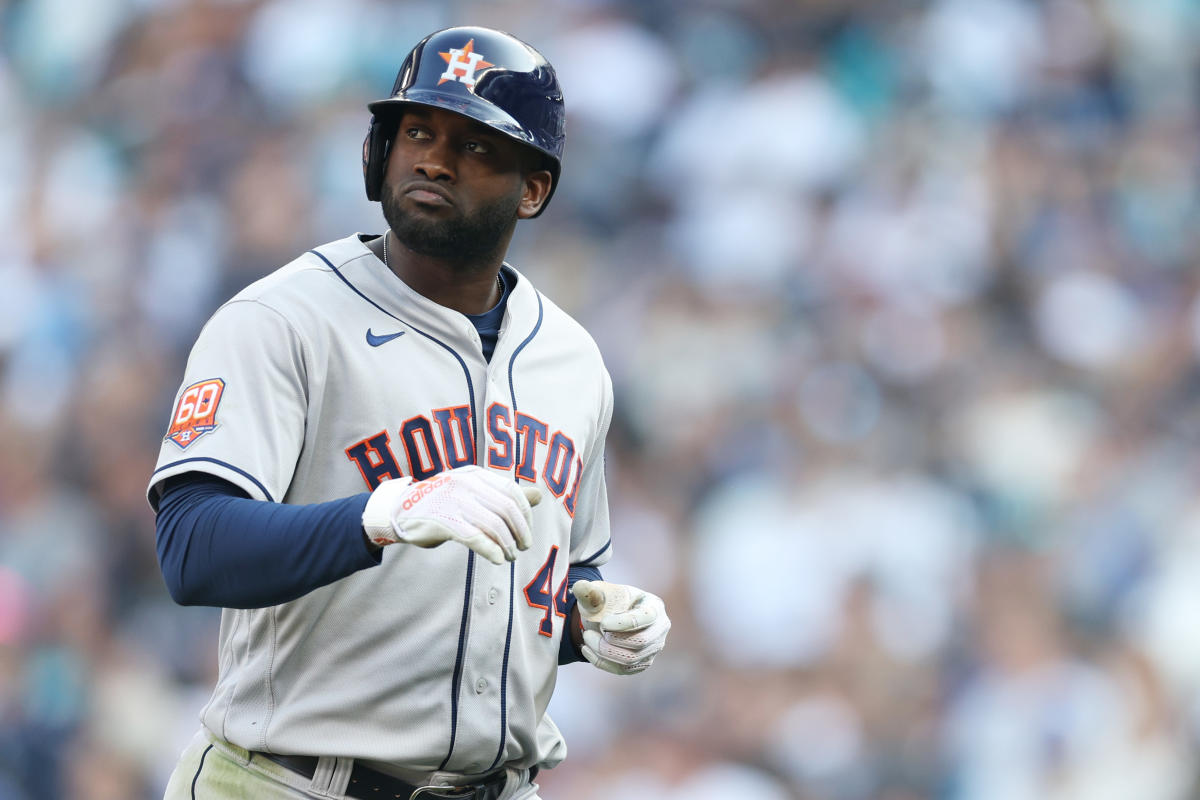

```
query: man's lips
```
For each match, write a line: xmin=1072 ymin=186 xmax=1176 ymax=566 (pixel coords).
xmin=403 ymin=182 xmax=453 ymax=206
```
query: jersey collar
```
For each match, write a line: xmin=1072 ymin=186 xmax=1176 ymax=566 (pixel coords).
xmin=322 ymin=234 xmax=541 ymax=354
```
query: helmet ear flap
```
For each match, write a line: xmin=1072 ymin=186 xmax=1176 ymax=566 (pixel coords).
xmin=362 ymin=115 xmax=394 ymax=202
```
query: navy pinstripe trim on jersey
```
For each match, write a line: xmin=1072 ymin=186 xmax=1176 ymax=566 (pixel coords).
xmin=191 ymin=744 xmax=213 ymax=799
xmin=505 ymin=293 xmax=544 ymax=490
xmin=439 ymin=550 xmax=476 ymax=772
xmin=488 ymin=291 xmax=545 ymax=768
xmin=507 ymin=293 xmax=544 ymax=422
xmin=490 ymin=560 xmax=518 ymax=771
xmin=152 ymin=457 xmax=275 ymax=503
xmin=576 ymin=539 xmax=612 ymax=566
xmin=312 ymin=247 xmax=483 ymax=768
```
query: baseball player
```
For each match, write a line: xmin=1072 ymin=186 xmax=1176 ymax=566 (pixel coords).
xmin=148 ymin=26 xmax=670 ymax=800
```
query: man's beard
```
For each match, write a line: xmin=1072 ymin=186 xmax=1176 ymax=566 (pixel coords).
xmin=381 ymin=186 xmax=520 ymax=264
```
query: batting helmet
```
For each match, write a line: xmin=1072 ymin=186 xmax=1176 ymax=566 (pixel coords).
xmin=363 ymin=26 xmax=565 ymax=216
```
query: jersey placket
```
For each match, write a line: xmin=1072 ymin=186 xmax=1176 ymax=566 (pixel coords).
xmin=439 ymin=324 xmax=513 ymax=775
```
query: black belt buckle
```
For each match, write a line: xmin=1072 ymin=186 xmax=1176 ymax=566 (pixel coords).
xmin=411 ymin=769 xmax=509 ymax=800
xmin=408 ymin=787 xmax=475 ymax=799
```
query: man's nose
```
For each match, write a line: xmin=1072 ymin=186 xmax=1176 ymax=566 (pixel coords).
xmin=413 ymin=139 xmax=455 ymax=181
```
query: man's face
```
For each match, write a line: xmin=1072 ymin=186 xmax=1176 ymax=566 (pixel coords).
xmin=380 ymin=106 xmax=551 ymax=264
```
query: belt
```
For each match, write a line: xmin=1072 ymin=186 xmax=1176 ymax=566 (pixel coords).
xmin=251 ymin=752 xmax=518 ymax=800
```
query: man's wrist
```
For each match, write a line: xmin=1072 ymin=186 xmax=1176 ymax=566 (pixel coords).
xmin=569 ymin=605 xmax=584 ymax=651
xmin=362 ymin=528 xmax=383 ymax=554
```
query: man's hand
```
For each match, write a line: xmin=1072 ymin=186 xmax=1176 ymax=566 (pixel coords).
xmin=572 ymin=580 xmax=670 ymax=675
xmin=362 ymin=466 xmax=541 ymax=565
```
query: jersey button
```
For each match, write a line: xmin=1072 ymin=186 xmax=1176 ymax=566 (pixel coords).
xmin=475 ymin=678 xmax=488 ymax=694
xmin=487 ymin=587 xmax=498 ymax=604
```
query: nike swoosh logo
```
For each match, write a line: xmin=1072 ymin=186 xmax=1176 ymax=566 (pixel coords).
xmin=366 ymin=328 xmax=406 ymax=347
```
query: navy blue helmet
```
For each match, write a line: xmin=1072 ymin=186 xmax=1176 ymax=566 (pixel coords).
xmin=363 ymin=26 xmax=565 ymax=216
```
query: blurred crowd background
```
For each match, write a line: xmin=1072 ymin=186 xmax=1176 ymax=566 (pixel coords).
xmin=1 ymin=0 xmax=1200 ymax=797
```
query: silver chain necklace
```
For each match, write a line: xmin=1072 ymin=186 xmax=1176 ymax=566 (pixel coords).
xmin=382 ymin=233 xmax=504 ymax=294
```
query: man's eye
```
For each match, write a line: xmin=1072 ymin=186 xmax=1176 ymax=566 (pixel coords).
xmin=405 ymin=127 xmax=430 ymax=140
xmin=465 ymin=141 xmax=490 ymax=154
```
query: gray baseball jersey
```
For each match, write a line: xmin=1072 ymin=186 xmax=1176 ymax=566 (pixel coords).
xmin=147 ymin=233 xmax=614 ymax=776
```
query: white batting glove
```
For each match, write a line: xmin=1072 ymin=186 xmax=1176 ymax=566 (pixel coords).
xmin=362 ymin=466 xmax=541 ymax=566
xmin=572 ymin=580 xmax=670 ymax=675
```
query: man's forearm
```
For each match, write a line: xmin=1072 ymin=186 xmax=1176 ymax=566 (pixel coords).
xmin=155 ymin=475 xmax=378 ymax=608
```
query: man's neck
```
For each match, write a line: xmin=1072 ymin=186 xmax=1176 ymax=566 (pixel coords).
xmin=372 ymin=231 xmax=507 ymax=315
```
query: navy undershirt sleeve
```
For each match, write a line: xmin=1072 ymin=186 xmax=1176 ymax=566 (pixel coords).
xmin=558 ymin=564 xmax=603 ymax=664
xmin=155 ymin=473 xmax=378 ymax=609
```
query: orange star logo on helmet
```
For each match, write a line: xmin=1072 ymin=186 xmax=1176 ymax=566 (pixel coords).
xmin=437 ymin=39 xmax=494 ymax=88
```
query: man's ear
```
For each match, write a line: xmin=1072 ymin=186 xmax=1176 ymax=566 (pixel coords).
xmin=517 ymin=170 xmax=553 ymax=219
